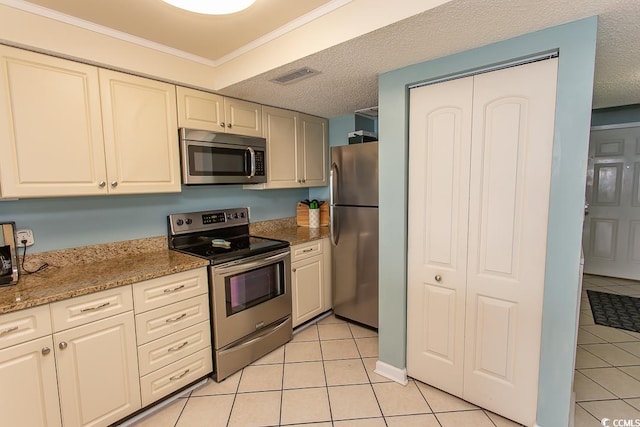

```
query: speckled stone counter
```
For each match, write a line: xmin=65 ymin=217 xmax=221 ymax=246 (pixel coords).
xmin=0 ymin=217 xmax=329 ymax=315
xmin=0 ymin=237 xmax=209 ymax=315
xmin=251 ymin=217 xmax=331 ymax=246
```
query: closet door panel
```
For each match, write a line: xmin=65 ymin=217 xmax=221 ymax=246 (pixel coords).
xmin=464 ymin=58 xmax=558 ymax=426
xmin=407 ymin=76 xmax=473 ymax=396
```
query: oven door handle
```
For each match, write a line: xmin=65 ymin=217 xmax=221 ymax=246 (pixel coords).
xmin=215 ymin=250 xmax=289 ymax=275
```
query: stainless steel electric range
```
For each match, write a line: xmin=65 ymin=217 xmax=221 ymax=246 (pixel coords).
xmin=168 ymin=207 xmax=292 ymax=381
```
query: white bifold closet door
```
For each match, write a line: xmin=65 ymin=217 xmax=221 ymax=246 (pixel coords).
xmin=407 ymin=58 xmax=558 ymax=426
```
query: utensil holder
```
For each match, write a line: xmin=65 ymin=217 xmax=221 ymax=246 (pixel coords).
xmin=308 ymin=208 xmax=320 ymax=228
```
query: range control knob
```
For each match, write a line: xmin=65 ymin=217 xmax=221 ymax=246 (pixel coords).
xmin=185 ymin=218 xmax=193 ymax=225
xmin=176 ymin=219 xmax=184 ymax=226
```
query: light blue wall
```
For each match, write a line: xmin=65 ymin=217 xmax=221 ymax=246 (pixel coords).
xmin=591 ymin=104 xmax=640 ymax=126
xmin=0 ymin=186 xmax=307 ymax=252
xmin=378 ymin=17 xmax=597 ymax=427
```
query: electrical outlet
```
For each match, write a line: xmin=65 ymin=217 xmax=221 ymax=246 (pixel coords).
xmin=15 ymin=229 xmax=34 ymax=247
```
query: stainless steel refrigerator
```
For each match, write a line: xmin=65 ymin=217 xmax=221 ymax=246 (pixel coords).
xmin=330 ymin=142 xmax=378 ymax=329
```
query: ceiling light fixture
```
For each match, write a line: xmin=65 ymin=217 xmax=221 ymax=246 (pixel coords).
xmin=160 ymin=0 xmax=257 ymax=15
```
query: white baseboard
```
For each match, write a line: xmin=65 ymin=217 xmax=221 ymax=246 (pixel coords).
xmin=374 ymin=360 xmax=408 ymax=385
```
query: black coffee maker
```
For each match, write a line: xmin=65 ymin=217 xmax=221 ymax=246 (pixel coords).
xmin=0 ymin=222 xmax=18 ymax=286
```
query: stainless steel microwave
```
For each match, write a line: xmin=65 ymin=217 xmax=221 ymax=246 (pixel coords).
xmin=179 ymin=128 xmax=267 ymax=185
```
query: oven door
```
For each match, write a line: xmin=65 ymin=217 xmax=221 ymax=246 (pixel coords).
xmin=181 ymin=140 xmax=266 ymax=185
xmin=210 ymin=249 xmax=291 ymax=349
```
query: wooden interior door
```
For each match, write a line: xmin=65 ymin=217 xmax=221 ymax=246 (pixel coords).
xmin=582 ymin=125 xmax=640 ymax=280
xmin=464 ymin=58 xmax=558 ymax=426
xmin=407 ymin=76 xmax=473 ymax=397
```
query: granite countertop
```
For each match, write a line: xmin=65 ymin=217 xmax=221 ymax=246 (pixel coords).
xmin=250 ymin=217 xmax=330 ymax=246
xmin=0 ymin=238 xmax=209 ymax=315
xmin=0 ymin=217 xmax=328 ymax=316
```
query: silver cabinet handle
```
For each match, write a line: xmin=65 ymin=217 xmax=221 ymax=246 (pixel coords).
xmin=81 ymin=302 xmax=110 ymax=312
xmin=42 ymin=347 xmax=51 ymax=355
xmin=98 ymin=181 xmax=106 ymax=188
xmin=0 ymin=326 xmax=19 ymax=337
xmin=59 ymin=342 xmax=68 ymax=350
xmin=435 ymin=275 xmax=442 ymax=282
xmin=302 ymin=248 xmax=314 ymax=253
xmin=110 ymin=181 xmax=118 ymax=188
xmin=292 ymin=268 xmax=297 ymax=273
xmin=169 ymin=369 xmax=190 ymax=381
xmin=220 ymin=122 xmax=225 ymax=127
xmin=166 ymin=313 xmax=187 ymax=323
xmin=168 ymin=341 xmax=189 ymax=352
xmin=163 ymin=285 xmax=185 ymax=294
xmin=227 ymin=123 xmax=232 ymax=128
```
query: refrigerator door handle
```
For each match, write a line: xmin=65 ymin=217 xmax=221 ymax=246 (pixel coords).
xmin=330 ymin=205 xmax=339 ymax=246
xmin=330 ymin=162 xmax=338 ymax=207
xmin=330 ymin=162 xmax=339 ymax=246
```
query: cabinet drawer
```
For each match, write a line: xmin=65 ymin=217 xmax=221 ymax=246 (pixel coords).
xmin=133 ymin=268 xmax=208 ymax=314
xmin=50 ymin=286 xmax=133 ymax=332
xmin=135 ymin=294 xmax=209 ymax=345
xmin=291 ymin=240 xmax=322 ymax=262
xmin=0 ymin=305 xmax=51 ymax=350
xmin=140 ymin=347 xmax=212 ymax=406
xmin=137 ymin=320 xmax=211 ymax=376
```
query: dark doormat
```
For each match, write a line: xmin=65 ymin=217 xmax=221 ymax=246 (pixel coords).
xmin=586 ymin=290 xmax=640 ymax=334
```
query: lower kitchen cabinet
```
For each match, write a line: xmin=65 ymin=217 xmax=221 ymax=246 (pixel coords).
xmin=0 ymin=335 xmax=61 ymax=427
xmin=291 ymin=238 xmax=331 ymax=327
xmin=0 ymin=268 xmax=211 ymax=427
xmin=54 ymin=312 xmax=141 ymax=427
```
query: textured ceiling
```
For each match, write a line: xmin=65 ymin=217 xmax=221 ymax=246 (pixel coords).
xmin=16 ymin=0 xmax=640 ymax=118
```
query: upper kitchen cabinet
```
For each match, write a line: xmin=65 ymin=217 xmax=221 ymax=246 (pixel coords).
xmin=99 ymin=69 xmax=180 ymax=195
xmin=0 ymin=46 xmax=181 ymax=198
xmin=176 ymin=86 xmax=262 ymax=137
xmin=298 ymin=113 xmax=328 ymax=187
xmin=245 ymin=106 xmax=328 ymax=189
xmin=0 ymin=45 xmax=107 ymax=198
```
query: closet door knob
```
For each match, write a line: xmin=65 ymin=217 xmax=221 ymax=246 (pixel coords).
xmin=435 ymin=275 xmax=442 ymax=282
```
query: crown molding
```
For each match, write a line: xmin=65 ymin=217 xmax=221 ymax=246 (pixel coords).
xmin=0 ymin=0 xmax=353 ymax=67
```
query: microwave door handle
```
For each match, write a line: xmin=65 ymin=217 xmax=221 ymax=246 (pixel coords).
xmin=246 ymin=147 xmax=256 ymax=178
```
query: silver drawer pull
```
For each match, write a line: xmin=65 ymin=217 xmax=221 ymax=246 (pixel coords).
xmin=302 ymin=248 xmax=314 ymax=253
xmin=166 ymin=313 xmax=187 ymax=323
xmin=81 ymin=302 xmax=110 ymax=312
xmin=163 ymin=285 xmax=185 ymax=294
xmin=0 ymin=326 xmax=19 ymax=337
xmin=168 ymin=341 xmax=189 ymax=352
xmin=169 ymin=369 xmax=190 ymax=381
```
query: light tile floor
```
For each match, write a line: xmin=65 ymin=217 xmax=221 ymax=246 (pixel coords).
xmin=129 ymin=314 xmax=522 ymax=427
xmin=128 ymin=274 xmax=640 ymax=427
xmin=574 ymin=274 xmax=640 ymax=426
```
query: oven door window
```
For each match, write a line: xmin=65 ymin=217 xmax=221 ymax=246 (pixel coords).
xmin=188 ymin=145 xmax=249 ymax=177
xmin=225 ymin=261 xmax=285 ymax=316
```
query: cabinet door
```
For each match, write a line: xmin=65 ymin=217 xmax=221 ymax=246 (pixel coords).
xmin=176 ymin=86 xmax=224 ymax=132
xmin=55 ymin=312 xmax=141 ymax=427
xmin=291 ymin=255 xmax=324 ymax=327
xmin=99 ymin=69 xmax=180 ymax=195
xmin=0 ymin=45 xmax=106 ymax=198
xmin=0 ymin=336 xmax=61 ymax=427
xmin=224 ymin=97 xmax=262 ymax=137
xmin=407 ymin=76 xmax=473 ymax=397
xmin=299 ymin=113 xmax=328 ymax=187
xmin=262 ymin=106 xmax=300 ymax=187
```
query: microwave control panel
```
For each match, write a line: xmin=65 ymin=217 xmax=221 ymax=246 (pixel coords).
xmin=255 ymin=151 xmax=265 ymax=176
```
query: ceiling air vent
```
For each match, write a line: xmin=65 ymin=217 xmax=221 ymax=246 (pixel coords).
xmin=271 ymin=67 xmax=320 ymax=85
